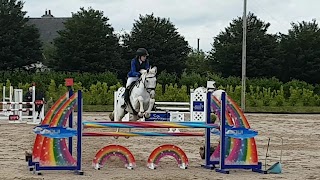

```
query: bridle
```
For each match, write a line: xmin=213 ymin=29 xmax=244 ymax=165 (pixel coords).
xmin=145 ymin=75 xmax=156 ymax=93
xmin=135 ymin=72 xmax=156 ymax=93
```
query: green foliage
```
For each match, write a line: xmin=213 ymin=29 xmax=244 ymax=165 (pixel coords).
xmin=261 ymin=87 xmax=272 ymax=106
xmin=0 ymin=0 xmax=42 ymax=71
xmin=47 ymin=80 xmax=66 ymax=102
xmin=208 ymin=12 xmax=281 ymax=78
xmin=283 ymin=79 xmax=314 ymax=98
xmin=273 ymin=86 xmax=285 ymax=107
xmin=314 ymin=95 xmax=320 ymax=106
xmin=86 ymin=82 xmax=108 ymax=105
xmin=180 ymin=72 xmax=206 ymax=93
xmin=0 ymin=71 xmax=121 ymax=93
xmin=51 ymin=7 xmax=122 ymax=73
xmin=122 ymin=13 xmax=191 ymax=76
xmin=247 ymin=77 xmax=283 ymax=93
xmin=155 ymin=84 xmax=189 ymax=102
xmin=314 ymin=84 xmax=320 ymax=95
xmin=301 ymin=88 xmax=314 ymax=106
xmin=157 ymin=70 xmax=177 ymax=94
xmin=185 ymin=49 xmax=211 ymax=75
xmin=225 ymin=85 xmax=241 ymax=105
xmin=82 ymin=82 xmax=121 ymax=105
xmin=247 ymin=85 xmax=260 ymax=107
xmin=288 ymin=87 xmax=301 ymax=106
xmin=42 ymin=43 xmax=56 ymax=66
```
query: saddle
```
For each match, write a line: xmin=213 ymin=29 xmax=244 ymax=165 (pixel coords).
xmin=124 ymin=81 xmax=138 ymax=102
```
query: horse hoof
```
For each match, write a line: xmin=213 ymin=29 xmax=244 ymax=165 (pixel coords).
xmin=109 ymin=112 xmax=114 ymax=121
xmin=138 ymin=112 xmax=144 ymax=118
xmin=125 ymin=136 xmax=130 ymax=139
xmin=113 ymin=136 xmax=119 ymax=139
xmin=144 ymin=113 xmax=150 ymax=119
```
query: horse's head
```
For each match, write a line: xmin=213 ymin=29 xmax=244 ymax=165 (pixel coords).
xmin=140 ymin=66 xmax=157 ymax=91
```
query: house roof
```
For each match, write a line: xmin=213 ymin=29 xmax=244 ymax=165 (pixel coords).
xmin=27 ymin=10 xmax=70 ymax=45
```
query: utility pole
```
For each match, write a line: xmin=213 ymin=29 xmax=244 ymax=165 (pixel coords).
xmin=197 ymin=38 xmax=200 ymax=53
xmin=241 ymin=0 xmax=247 ymax=111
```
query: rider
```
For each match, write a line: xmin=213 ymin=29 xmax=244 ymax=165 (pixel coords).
xmin=121 ymin=48 xmax=150 ymax=109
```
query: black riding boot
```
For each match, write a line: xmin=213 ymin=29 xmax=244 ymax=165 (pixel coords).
xmin=121 ymin=88 xmax=130 ymax=109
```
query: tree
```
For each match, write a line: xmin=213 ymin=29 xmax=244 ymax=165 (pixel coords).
xmin=208 ymin=12 xmax=281 ymax=78
xmin=185 ymin=49 xmax=211 ymax=75
xmin=0 ymin=0 xmax=42 ymax=71
xmin=51 ymin=7 xmax=122 ymax=73
xmin=122 ymin=14 xmax=191 ymax=76
xmin=279 ymin=19 xmax=320 ymax=84
xmin=42 ymin=42 xmax=56 ymax=66
xmin=157 ymin=70 xmax=177 ymax=94
xmin=179 ymin=71 xmax=206 ymax=94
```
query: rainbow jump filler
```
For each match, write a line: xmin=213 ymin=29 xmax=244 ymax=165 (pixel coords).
xmin=26 ymin=79 xmax=270 ymax=175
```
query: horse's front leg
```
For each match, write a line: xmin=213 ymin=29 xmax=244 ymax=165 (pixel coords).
xmin=114 ymin=126 xmax=120 ymax=139
xmin=144 ymin=90 xmax=155 ymax=119
xmin=125 ymin=114 xmax=139 ymax=139
xmin=137 ymin=96 xmax=144 ymax=118
xmin=114 ymin=100 xmax=126 ymax=139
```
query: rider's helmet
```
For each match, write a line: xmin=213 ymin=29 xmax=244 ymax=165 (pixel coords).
xmin=136 ymin=48 xmax=149 ymax=56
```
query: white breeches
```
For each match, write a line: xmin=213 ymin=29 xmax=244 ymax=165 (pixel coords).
xmin=126 ymin=77 xmax=139 ymax=87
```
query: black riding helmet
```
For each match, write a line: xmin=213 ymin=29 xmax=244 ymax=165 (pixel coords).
xmin=136 ymin=48 xmax=149 ymax=56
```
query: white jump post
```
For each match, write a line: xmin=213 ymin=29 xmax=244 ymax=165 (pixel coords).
xmin=1 ymin=86 xmax=13 ymax=117
xmin=3 ymin=86 xmax=13 ymax=102
xmin=114 ymin=89 xmax=117 ymax=121
xmin=1 ymin=85 xmax=44 ymax=124
xmin=13 ymin=88 xmax=24 ymax=123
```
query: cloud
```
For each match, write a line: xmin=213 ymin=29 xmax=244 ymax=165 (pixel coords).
xmin=23 ymin=0 xmax=320 ymax=52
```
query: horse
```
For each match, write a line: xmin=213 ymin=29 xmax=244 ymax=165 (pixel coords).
xmin=110 ymin=66 xmax=157 ymax=137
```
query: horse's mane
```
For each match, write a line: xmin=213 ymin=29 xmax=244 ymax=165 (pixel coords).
xmin=139 ymin=66 xmax=157 ymax=77
xmin=138 ymin=66 xmax=157 ymax=85
xmin=140 ymin=66 xmax=157 ymax=75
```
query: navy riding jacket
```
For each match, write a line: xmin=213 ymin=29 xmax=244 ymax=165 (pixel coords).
xmin=127 ymin=58 xmax=150 ymax=77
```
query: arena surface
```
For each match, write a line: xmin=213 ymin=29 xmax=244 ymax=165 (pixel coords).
xmin=0 ymin=113 xmax=319 ymax=180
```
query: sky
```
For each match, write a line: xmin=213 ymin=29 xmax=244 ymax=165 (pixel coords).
xmin=23 ymin=0 xmax=319 ymax=52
